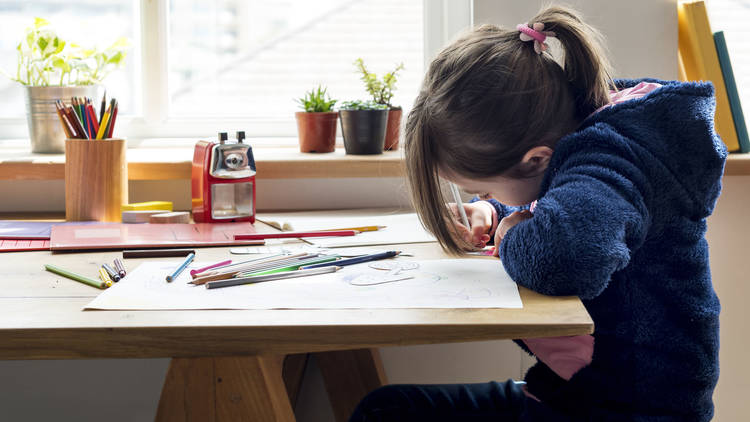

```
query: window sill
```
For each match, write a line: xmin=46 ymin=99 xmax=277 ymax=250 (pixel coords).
xmin=0 ymin=139 xmax=405 ymax=181
xmin=1 ymin=139 xmax=749 ymax=181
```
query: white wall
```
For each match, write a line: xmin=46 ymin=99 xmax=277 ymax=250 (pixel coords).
xmin=472 ymin=0 xmax=678 ymax=80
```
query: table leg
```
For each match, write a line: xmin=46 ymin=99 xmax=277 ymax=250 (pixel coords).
xmin=282 ymin=353 xmax=310 ymax=409
xmin=155 ymin=355 xmax=295 ymax=422
xmin=314 ymin=348 xmax=388 ymax=422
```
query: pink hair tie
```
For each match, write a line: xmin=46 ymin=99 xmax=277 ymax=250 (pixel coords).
xmin=516 ymin=22 xmax=556 ymax=54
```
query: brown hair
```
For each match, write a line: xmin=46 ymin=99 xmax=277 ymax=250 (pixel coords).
xmin=406 ymin=4 xmax=615 ymax=254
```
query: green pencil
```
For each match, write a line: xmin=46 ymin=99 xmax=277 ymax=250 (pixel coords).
xmin=45 ymin=264 xmax=106 ymax=289
xmin=238 ymin=256 xmax=340 ymax=277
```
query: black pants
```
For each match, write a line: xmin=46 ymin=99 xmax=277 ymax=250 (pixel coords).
xmin=348 ymin=380 xmax=568 ymax=422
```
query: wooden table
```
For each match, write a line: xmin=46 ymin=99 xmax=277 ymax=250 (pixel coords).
xmin=0 ymin=223 xmax=593 ymax=421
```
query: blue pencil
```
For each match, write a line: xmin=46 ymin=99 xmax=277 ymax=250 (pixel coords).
xmin=166 ymin=252 xmax=195 ymax=282
xmin=299 ymin=250 xmax=400 ymax=270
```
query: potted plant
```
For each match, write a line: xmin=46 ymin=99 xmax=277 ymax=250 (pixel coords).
xmin=295 ymin=85 xmax=338 ymax=153
xmin=6 ymin=18 xmax=128 ymax=153
xmin=354 ymin=58 xmax=404 ymax=151
xmin=338 ymin=100 xmax=389 ymax=155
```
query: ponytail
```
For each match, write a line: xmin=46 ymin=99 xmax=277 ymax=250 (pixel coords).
xmin=527 ymin=5 xmax=615 ymax=118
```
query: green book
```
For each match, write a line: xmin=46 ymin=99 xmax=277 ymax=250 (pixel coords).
xmin=714 ymin=31 xmax=750 ymax=153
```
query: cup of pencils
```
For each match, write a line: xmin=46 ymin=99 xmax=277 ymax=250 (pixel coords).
xmin=61 ymin=94 xmax=127 ymax=222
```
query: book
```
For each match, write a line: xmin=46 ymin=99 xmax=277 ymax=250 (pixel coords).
xmin=49 ymin=222 xmax=262 ymax=251
xmin=713 ymin=31 xmax=750 ymax=153
xmin=677 ymin=0 xmax=740 ymax=152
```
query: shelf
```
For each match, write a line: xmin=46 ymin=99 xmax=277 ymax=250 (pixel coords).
xmin=0 ymin=145 xmax=405 ymax=181
xmin=1 ymin=140 xmax=748 ymax=181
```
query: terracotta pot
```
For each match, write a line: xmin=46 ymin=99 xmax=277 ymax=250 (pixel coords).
xmin=384 ymin=107 xmax=402 ymax=151
xmin=339 ymin=109 xmax=388 ymax=155
xmin=295 ymin=111 xmax=338 ymax=153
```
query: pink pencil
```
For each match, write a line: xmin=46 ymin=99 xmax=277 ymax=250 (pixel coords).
xmin=234 ymin=230 xmax=358 ymax=241
xmin=190 ymin=259 xmax=233 ymax=277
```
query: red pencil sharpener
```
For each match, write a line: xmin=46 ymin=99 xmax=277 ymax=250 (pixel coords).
xmin=192 ymin=131 xmax=256 ymax=223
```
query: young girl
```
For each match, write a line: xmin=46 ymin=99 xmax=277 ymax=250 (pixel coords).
xmin=349 ymin=5 xmax=724 ymax=422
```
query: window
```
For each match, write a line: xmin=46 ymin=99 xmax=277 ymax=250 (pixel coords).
xmin=0 ymin=0 xmax=137 ymax=120
xmin=0 ymin=0 xmax=468 ymax=141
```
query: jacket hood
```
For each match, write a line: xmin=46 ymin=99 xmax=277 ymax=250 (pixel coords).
xmin=575 ymin=78 xmax=728 ymax=218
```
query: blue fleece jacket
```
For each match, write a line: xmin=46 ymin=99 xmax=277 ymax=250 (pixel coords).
xmin=489 ymin=79 xmax=726 ymax=421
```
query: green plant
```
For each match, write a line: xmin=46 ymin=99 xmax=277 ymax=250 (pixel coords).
xmin=338 ymin=100 xmax=389 ymax=111
xmin=296 ymin=85 xmax=337 ymax=112
xmin=354 ymin=58 xmax=404 ymax=107
xmin=7 ymin=17 xmax=129 ymax=86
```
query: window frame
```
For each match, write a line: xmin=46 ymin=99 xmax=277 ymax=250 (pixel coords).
xmin=0 ymin=0 xmax=472 ymax=141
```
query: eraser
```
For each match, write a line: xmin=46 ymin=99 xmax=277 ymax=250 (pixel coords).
xmin=122 ymin=210 xmax=167 ymax=224
xmin=149 ymin=211 xmax=190 ymax=224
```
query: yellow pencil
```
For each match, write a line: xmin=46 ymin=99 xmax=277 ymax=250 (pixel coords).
xmin=320 ymin=225 xmax=385 ymax=232
xmin=96 ymin=106 xmax=111 ymax=140
xmin=99 ymin=267 xmax=113 ymax=287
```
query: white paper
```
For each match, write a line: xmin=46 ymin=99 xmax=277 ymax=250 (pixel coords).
xmin=258 ymin=212 xmax=436 ymax=248
xmin=84 ymin=259 xmax=522 ymax=310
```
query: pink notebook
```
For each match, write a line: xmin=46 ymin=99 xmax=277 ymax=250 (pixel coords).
xmin=50 ymin=222 xmax=262 ymax=251
xmin=0 ymin=239 xmax=50 ymax=252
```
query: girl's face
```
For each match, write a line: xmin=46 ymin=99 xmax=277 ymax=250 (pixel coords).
xmin=446 ymin=171 xmax=544 ymax=206
xmin=441 ymin=146 xmax=553 ymax=206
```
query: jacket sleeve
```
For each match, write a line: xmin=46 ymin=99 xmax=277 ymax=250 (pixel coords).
xmin=499 ymin=145 xmax=650 ymax=300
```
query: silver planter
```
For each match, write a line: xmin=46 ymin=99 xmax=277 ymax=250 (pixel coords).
xmin=24 ymin=85 xmax=102 ymax=153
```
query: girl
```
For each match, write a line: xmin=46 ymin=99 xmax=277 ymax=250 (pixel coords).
xmin=350 ymin=5 xmax=724 ymax=422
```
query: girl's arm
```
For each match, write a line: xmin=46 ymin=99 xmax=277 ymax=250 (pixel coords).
xmin=499 ymin=144 xmax=650 ymax=300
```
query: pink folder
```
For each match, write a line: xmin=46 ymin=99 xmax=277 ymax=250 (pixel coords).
xmin=50 ymin=222 xmax=262 ymax=251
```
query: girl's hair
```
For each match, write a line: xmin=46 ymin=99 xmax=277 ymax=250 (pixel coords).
xmin=405 ymin=4 xmax=615 ymax=254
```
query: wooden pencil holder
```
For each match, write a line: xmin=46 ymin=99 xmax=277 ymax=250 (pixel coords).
xmin=65 ymin=138 xmax=128 ymax=222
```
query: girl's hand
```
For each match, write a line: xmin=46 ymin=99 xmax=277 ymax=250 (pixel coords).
xmin=493 ymin=210 xmax=533 ymax=256
xmin=448 ymin=202 xmax=493 ymax=249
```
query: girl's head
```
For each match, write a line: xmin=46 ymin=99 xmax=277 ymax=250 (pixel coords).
xmin=406 ymin=5 xmax=615 ymax=254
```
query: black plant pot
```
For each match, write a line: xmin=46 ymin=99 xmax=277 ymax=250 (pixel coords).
xmin=339 ymin=109 xmax=389 ymax=154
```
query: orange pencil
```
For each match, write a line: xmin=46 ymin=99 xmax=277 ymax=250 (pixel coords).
xmin=55 ymin=102 xmax=73 ymax=138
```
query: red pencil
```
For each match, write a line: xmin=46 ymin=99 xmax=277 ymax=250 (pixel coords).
xmin=86 ymin=104 xmax=99 ymax=135
xmin=107 ymin=99 xmax=118 ymax=138
xmin=233 ymin=230 xmax=358 ymax=241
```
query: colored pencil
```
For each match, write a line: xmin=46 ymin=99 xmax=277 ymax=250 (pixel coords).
xmin=206 ymin=265 xmax=342 ymax=290
xmin=102 ymin=263 xmax=121 ymax=282
xmin=65 ymin=103 xmax=86 ymax=138
xmin=96 ymin=105 xmax=111 ymax=140
xmin=54 ymin=101 xmax=74 ymax=138
xmin=238 ymin=255 xmax=339 ymax=277
xmin=45 ymin=264 xmax=106 ymax=289
xmin=190 ymin=259 xmax=232 ymax=277
xmin=300 ymin=250 xmax=401 ymax=270
xmin=113 ymin=258 xmax=127 ymax=277
xmin=449 ymin=183 xmax=470 ymax=229
xmin=320 ymin=225 xmax=385 ymax=232
xmin=107 ymin=99 xmax=118 ymax=138
xmin=190 ymin=253 xmax=336 ymax=285
xmin=233 ymin=230 xmax=358 ymax=241
xmin=123 ymin=249 xmax=196 ymax=258
xmin=99 ymin=267 xmax=113 ymax=287
xmin=191 ymin=253 xmax=294 ymax=278
xmin=99 ymin=91 xmax=106 ymax=125
xmin=166 ymin=252 xmax=195 ymax=282
xmin=87 ymin=102 xmax=99 ymax=135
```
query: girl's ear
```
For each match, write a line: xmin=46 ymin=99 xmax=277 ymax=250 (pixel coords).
xmin=519 ymin=146 xmax=554 ymax=176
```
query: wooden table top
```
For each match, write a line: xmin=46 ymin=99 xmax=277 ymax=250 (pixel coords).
xmin=0 ymin=219 xmax=593 ymax=360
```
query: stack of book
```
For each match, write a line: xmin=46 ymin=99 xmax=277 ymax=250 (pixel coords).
xmin=678 ymin=0 xmax=750 ymax=153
